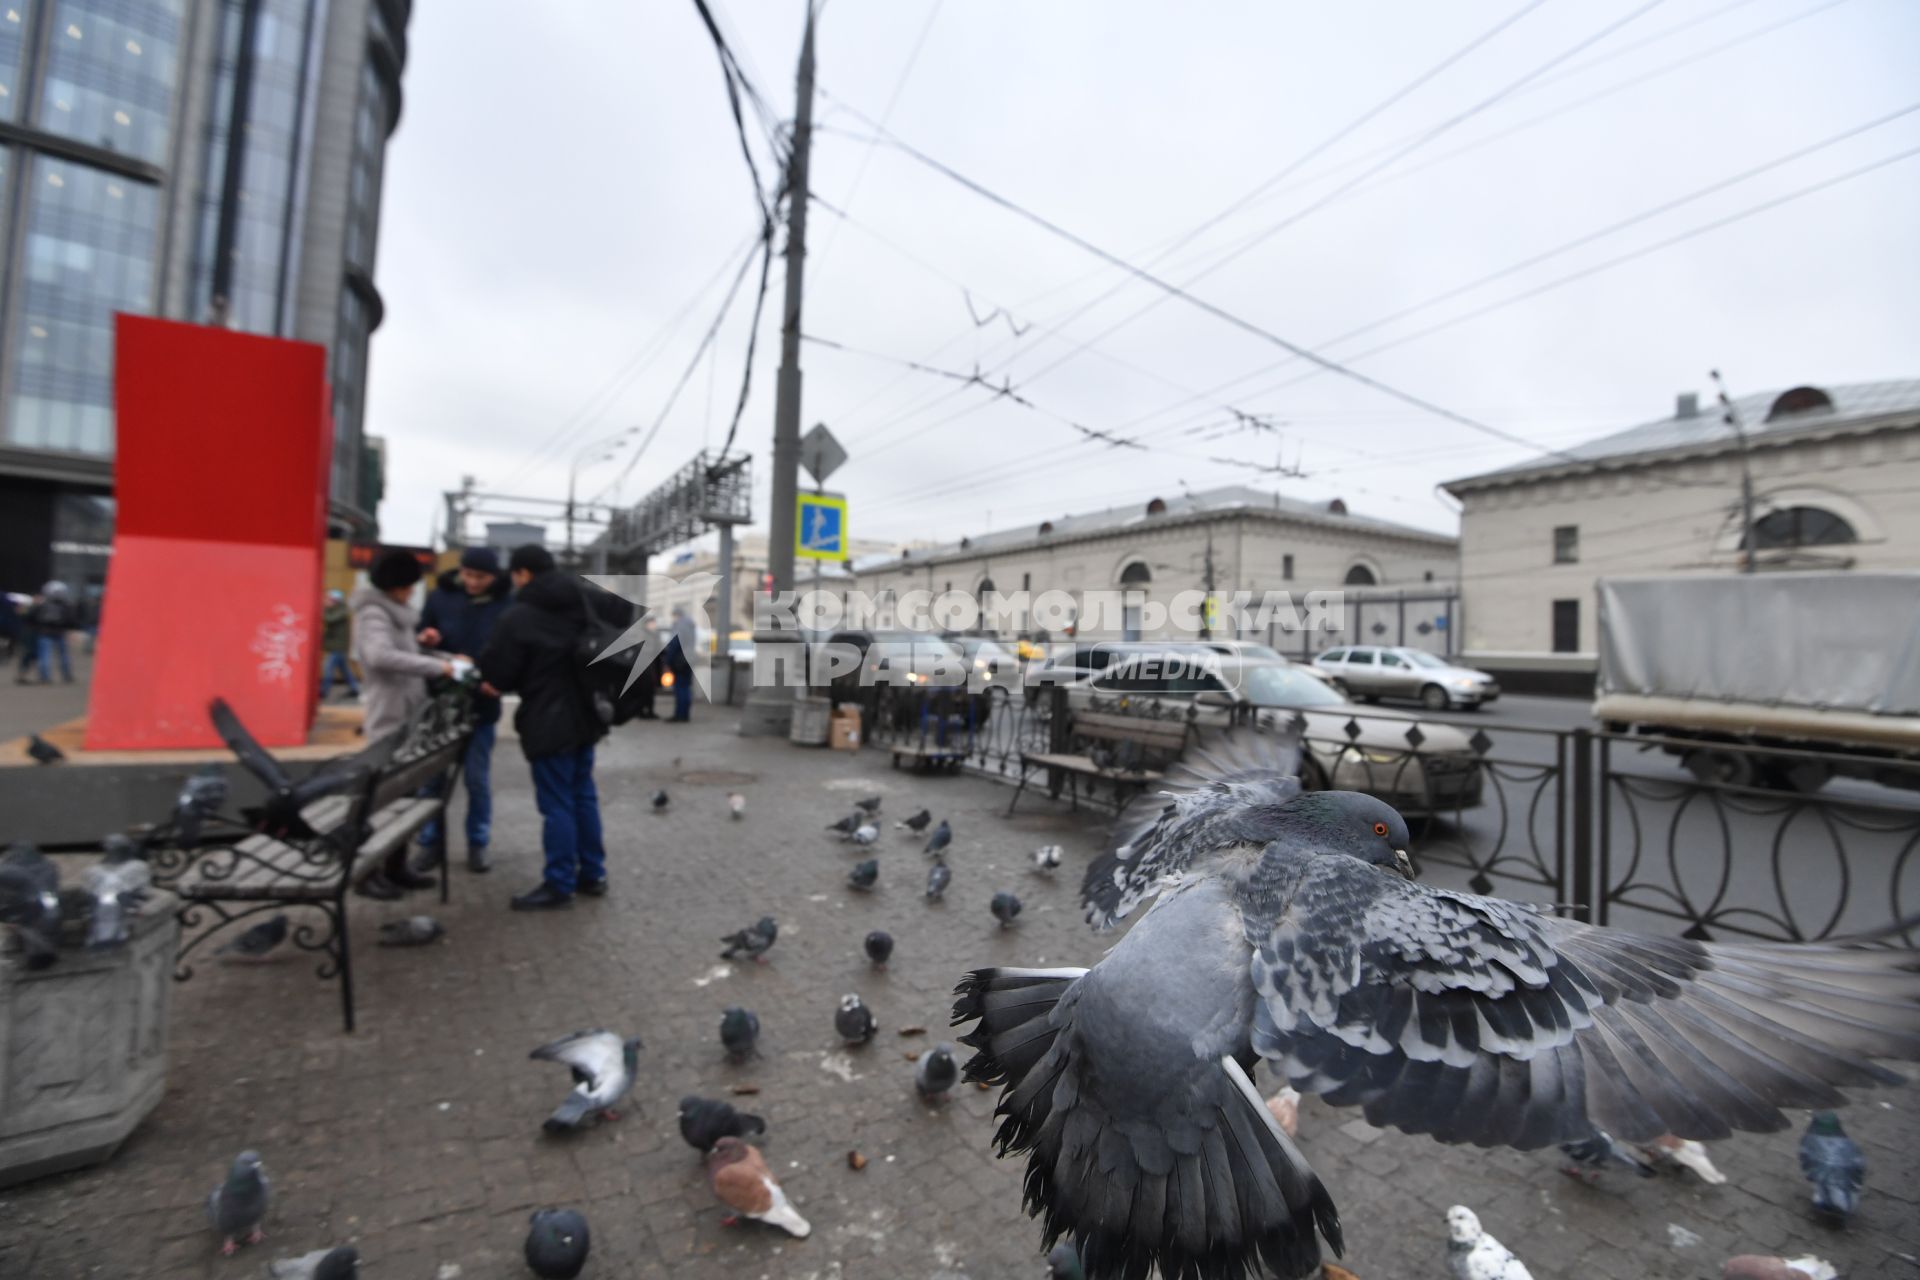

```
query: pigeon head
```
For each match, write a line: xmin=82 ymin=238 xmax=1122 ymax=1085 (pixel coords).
xmin=231 ymin=1150 xmax=264 ymax=1180
xmin=622 ymin=1036 xmax=645 ymax=1071
xmin=101 ymin=833 xmax=140 ymax=863
xmin=1286 ymin=791 xmax=1413 ymax=877
xmin=1444 ymin=1205 xmax=1481 ymax=1244
xmin=756 ymin=916 xmax=778 ymax=938
xmin=1808 ymin=1112 xmax=1845 ymax=1135
xmin=838 ymin=993 xmax=864 ymax=1013
xmin=314 ymin=1246 xmax=360 ymax=1280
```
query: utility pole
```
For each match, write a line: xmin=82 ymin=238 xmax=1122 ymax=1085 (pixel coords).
xmin=1711 ymin=370 xmax=1758 ymax=574
xmin=1200 ymin=523 xmax=1217 ymax=638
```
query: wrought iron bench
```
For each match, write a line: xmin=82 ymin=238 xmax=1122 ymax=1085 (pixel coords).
xmin=1006 ymin=705 xmax=1193 ymax=815
xmin=154 ymin=683 xmax=475 ymax=1031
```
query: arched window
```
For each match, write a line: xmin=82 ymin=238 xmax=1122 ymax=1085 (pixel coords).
xmin=1343 ymin=564 xmax=1377 ymax=586
xmin=1743 ymin=506 xmax=1857 ymax=550
xmin=1119 ymin=561 xmax=1152 ymax=585
xmin=977 ymin=577 xmax=996 ymax=595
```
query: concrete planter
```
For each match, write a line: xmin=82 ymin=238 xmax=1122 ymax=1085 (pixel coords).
xmin=0 ymin=890 xmax=176 ymax=1188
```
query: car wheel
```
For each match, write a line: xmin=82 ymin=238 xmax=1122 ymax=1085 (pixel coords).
xmin=1358 ymin=693 xmax=1379 ymax=705
xmin=1420 ymin=684 xmax=1450 ymax=712
xmin=1299 ymin=759 xmax=1330 ymax=793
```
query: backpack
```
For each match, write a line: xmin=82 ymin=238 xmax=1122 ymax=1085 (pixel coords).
xmin=569 ymin=579 xmax=647 ymax=727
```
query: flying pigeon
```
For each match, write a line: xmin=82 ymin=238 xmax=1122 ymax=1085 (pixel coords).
xmin=720 ymin=1006 xmax=760 ymax=1061
xmin=531 ymin=1029 xmax=642 ymax=1132
xmin=206 ymin=1149 xmax=269 ymax=1256
xmin=1559 ymin=1129 xmax=1657 ymax=1183
xmin=85 ymin=834 xmax=152 ymax=948
xmin=925 ymin=859 xmax=951 ymax=901
xmin=915 ymin=1042 xmax=959 ymax=1099
xmin=266 ymin=1246 xmax=359 ymax=1279
xmin=1722 ymin=1257 xmax=1838 ymax=1280
xmin=1799 ymin=1113 xmax=1864 ymax=1223
xmin=1032 ymin=844 xmax=1063 ymax=874
xmin=1046 ymin=1242 xmax=1086 ymax=1280
xmin=728 ymin=791 xmax=746 ymax=819
xmin=851 ymin=823 xmax=879 ymax=846
xmin=951 ymin=723 xmax=1920 ymax=1280
xmin=27 ymin=733 xmax=65 ymax=765
xmin=706 ymin=1137 xmax=811 ymax=1237
xmin=172 ymin=766 xmax=230 ymax=848
xmin=1446 ymin=1205 xmax=1533 ymax=1280
xmin=835 ymin=993 xmax=878 ymax=1044
xmin=827 ymin=812 xmax=862 ymax=837
xmin=0 ymin=841 xmax=62 ymax=969
xmin=524 ymin=1208 xmax=591 ymax=1279
xmin=210 ymin=698 xmax=386 ymax=840
xmin=678 ymin=1095 xmax=766 ymax=1153
xmin=376 ymin=915 xmax=446 ymax=947
xmin=1267 ymin=1085 xmax=1301 ymax=1139
xmin=897 ymin=808 xmax=933 ymax=833
xmin=990 ymin=891 xmax=1023 ymax=929
xmin=1639 ymin=1134 xmax=1726 ymax=1185
xmin=719 ymin=915 xmax=778 ymax=962
xmin=216 ymin=913 xmax=290 ymax=959
xmin=864 ymin=929 xmax=894 ymax=967
xmin=651 ymin=789 xmax=670 ymax=810
xmin=854 ymin=795 xmax=882 ymax=814
xmin=924 ymin=819 xmax=952 ymax=857
xmin=847 ymin=858 xmax=879 ymax=891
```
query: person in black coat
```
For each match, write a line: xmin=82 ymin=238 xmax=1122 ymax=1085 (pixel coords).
xmin=413 ymin=547 xmax=513 ymax=873
xmin=479 ymin=546 xmax=617 ymax=911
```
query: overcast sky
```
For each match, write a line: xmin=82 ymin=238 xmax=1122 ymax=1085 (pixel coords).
xmin=364 ymin=0 xmax=1919 ymax=557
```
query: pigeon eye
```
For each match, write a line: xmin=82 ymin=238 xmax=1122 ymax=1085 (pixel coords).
xmin=1372 ymin=822 xmax=1388 ymax=836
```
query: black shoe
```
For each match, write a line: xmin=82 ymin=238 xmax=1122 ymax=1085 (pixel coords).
xmin=389 ymin=864 xmax=438 ymax=891
xmin=577 ymin=878 xmax=607 ymax=897
xmin=467 ymin=846 xmax=491 ymax=873
xmin=408 ymin=846 xmax=445 ymax=876
xmin=511 ymin=883 xmax=573 ymax=911
xmin=357 ymin=872 xmax=403 ymax=901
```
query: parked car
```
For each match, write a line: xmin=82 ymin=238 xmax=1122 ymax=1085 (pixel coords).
xmin=1064 ymin=648 xmax=1485 ymax=816
xmin=1201 ymin=638 xmax=1338 ymax=687
xmin=1313 ymin=645 xmax=1498 ymax=711
xmin=948 ymin=634 xmax=1023 ymax=697
xmin=821 ymin=629 xmax=995 ymax=729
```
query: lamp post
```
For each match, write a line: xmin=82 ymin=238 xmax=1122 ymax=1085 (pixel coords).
xmin=567 ymin=427 xmax=639 ymax=563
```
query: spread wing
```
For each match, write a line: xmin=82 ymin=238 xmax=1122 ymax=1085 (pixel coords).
xmin=1245 ymin=853 xmax=1920 ymax=1147
xmin=210 ymin=698 xmax=293 ymax=793
xmin=530 ymin=1029 xmax=621 ymax=1090
xmin=1083 ymin=720 xmax=1303 ymax=928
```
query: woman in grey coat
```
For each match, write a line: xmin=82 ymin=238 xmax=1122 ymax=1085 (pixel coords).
xmin=350 ymin=549 xmax=454 ymax=899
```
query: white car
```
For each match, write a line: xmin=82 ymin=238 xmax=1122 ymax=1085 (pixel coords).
xmin=1313 ymin=645 xmax=1499 ymax=711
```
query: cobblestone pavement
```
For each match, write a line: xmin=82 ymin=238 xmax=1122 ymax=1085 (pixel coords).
xmin=3 ymin=710 xmax=1918 ymax=1279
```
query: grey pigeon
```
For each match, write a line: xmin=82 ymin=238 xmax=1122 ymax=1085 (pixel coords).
xmin=925 ymin=859 xmax=951 ymax=901
xmin=847 ymin=858 xmax=879 ymax=891
xmin=924 ymin=819 xmax=952 ymax=857
xmin=826 ymin=812 xmax=862 ymax=836
xmin=27 ymin=732 xmax=64 ymax=764
xmin=835 ymin=993 xmax=878 ymax=1044
xmin=720 ymin=1005 xmax=760 ymax=1061
xmin=216 ymin=913 xmax=290 ymax=959
xmin=651 ymin=789 xmax=670 ymax=810
xmin=0 ymin=841 xmax=62 ymax=969
xmin=376 ymin=915 xmax=445 ymax=947
xmin=525 ymin=1207 xmax=590 ymax=1279
xmin=1800 ymin=1112 xmax=1864 ymax=1222
xmin=854 ymin=795 xmax=882 ymax=814
xmin=1032 ymin=844 xmax=1063 ymax=874
xmin=210 ymin=698 xmax=383 ymax=840
xmin=206 ymin=1149 xmax=269 ymax=1255
xmin=531 ymin=1029 xmax=642 ymax=1132
xmin=952 ymin=723 xmax=1920 ymax=1280
xmin=719 ymin=915 xmax=777 ymax=962
xmin=173 ymin=766 xmax=230 ymax=849
xmin=677 ymin=1095 xmax=766 ymax=1152
xmin=86 ymin=834 xmax=152 ymax=949
xmin=851 ymin=822 xmax=879 ymax=846
xmin=1046 ymin=1241 xmax=1087 ymax=1280
xmin=990 ymin=891 xmax=1023 ymax=929
xmin=864 ymin=929 xmax=894 ymax=967
xmin=1559 ymin=1128 xmax=1655 ymax=1182
xmin=896 ymin=808 xmax=932 ymax=833
xmin=1446 ymin=1205 xmax=1533 ymax=1280
xmin=915 ymin=1042 xmax=958 ymax=1099
xmin=266 ymin=1245 xmax=358 ymax=1279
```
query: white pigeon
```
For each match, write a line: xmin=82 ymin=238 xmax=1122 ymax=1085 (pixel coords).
xmin=1031 ymin=844 xmax=1063 ymax=873
xmin=728 ymin=792 xmax=746 ymax=819
xmin=1446 ymin=1205 xmax=1533 ymax=1280
xmin=851 ymin=823 xmax=879 ymax=846
xmin=1642 ymin=1133 xmax=1728 ymax=1185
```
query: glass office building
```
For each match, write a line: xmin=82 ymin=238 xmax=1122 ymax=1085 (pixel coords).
xmin=0 ymin=0 xmax=410 ymax=597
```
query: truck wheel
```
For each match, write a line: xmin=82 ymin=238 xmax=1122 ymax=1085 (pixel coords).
xmin=1683 ymin=748 xmax=1755 ymax=789
xmin=1420 ymin=684 xmax=1450 ymax=712
xmin=1763 ymin=759 xmax=1832 ymax=794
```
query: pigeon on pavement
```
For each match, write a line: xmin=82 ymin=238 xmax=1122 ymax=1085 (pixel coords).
xmin=925 ymin=859 xmax=951 ymax=901
xmin=524 ymin=1208 xmax=591 ymax=1279
xmin=897 ymin=808 xmax=933 ymax=833
xmin=678 ymin=1096 xmax=767 ymax=1153
xmin=85 ymin=833 xmax=152 ymax=949
xmin=1722 ymin=1257 xmax=1837 ymax=1280
xmin=847 ymin=859 xmax=879 ymax=891
xmin=951 ymin=723 xmax=1920 ymax=1280
xmin=1640 ymin=1134 xmax=1727 ymax=1184
xmin=915 ymin=1043 xmax=959 ymax=1099
xmin=990 ymin=891 xmax=1023 ymax=929
xmin=1799 ymin=1113 xmax=1864 ymax=1223
xmin=1559 ymin=1129 xmax=1657 ymax=1183
xmin=851 ymin=822 xmax=879 ymax=846
xmin=27 ymin=733 xmax=65 ymax=764
xmin=864 ymin=929 xmax=894 ymax=967
xmin=1445 ymin=1205 xmax=1533 ymax=1280
xmin=0 ymin=841 xmax=62 ymax=969
xmin=719 ymin=915 xmax=778 ymax=962
xmin=728 ymin=791 xmax=746 ymax=819
xmin=835 ymin=993 xmax=878 ymax=1044
xmin=216 ymin=913 xmax=290 ymax=959
xmin=721 ymin=1006 xmax=760 ymax=1061
xmin=173 ymin=766 xmax=230 ymax=848
xmin=265 ymin=1245 xmax=358 ymax=1279
xmin=854 ymin=795 xmax=882 ymax=814
xmin=376 ymin=915 xmax=446 ymax=947
xmin=651 ymin=789 xmax=670 ymax=811
xmin=206 ymin=1150 xmax=269 ymax=1256
xmin=531 ymin=1029 xmax=642 ymax=1132
xmin=827 ymin=813 xmax=862 ymax=837
xmin=1046 ymin=1241 xmax=1086 ymax=1280
xmin=924 ymin=819 xmax=952 ymax=857
xmin=706 ymin=1137 xmax=811 ymax=1237
xmin=1032 ymin=844 xmax=1063 ymax=874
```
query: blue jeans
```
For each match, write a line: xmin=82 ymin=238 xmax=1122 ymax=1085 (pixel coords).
xmin=419 ymin=721 xmax=496 ymax=851
xmin=319 ymin=652 xmax=359 ymax=697
xmin=671 ymin=657 xmax=693 ymax=720
xmin=530 ymin=744 xmax=605 ymax=894
xmin=35 ymin=633 xmax=72 ymax=682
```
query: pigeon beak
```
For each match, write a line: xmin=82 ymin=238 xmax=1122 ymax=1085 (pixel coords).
xmin=1393 ymin=849 xmax=1415 ymax=880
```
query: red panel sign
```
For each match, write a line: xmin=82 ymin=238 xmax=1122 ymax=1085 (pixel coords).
xmin=86 ymin=317 xmax=332 ymax=750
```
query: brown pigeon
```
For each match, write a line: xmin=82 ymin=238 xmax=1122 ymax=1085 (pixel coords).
xmin=705 ymin=1137 xmax=810 ymax=1238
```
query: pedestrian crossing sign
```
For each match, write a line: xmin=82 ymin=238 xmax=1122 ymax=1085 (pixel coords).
xmin=796 ymin=492 xmax=848 ymax=561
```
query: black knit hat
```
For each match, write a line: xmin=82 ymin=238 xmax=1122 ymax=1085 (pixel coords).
xmin=370 ymin=548 xmax=424 ymax=591
xmin=459 ymin=545 xmax=501 ymax=574
xmin=508 ymin=544 xmax=555 ymax=576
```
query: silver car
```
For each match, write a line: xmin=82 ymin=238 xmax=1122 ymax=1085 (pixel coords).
xmin=1313 ymin=645 xmax=1499 ymax=711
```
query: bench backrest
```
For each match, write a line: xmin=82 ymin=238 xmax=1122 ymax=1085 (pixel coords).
xmin=1072 ymin=711 xmax=1192 ymax=752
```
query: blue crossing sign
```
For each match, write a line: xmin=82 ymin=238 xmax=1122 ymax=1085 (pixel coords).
xmin=796 ymin=492 xmax=848 ymax=561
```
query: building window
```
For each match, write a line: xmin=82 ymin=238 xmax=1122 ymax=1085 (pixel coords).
xmin=977 ymin=577 xmax=995 ymax=596
xmin=1552 ymin=599 xmax=1579 ymax=653
xmin=1021 ymin=572 xmax=1030 ymax=591
xmin=1119 ymin=561 xmax=1151 ymax=585
xmin=37 ymin=0 xmax=187 ymax=166
xmin=1282 ymin=553 xmax=1293 ymax=581
xmin=1742 ymin=506 xmax=1857 ymax=550
xmin=1423 ymin=569 xmax=1434 ymax=582
xmin=1343 ymin=564 xmax=1376 ymax=586
xmin=1 ymin=4 xmax=32 ymax=121
xmin=1553 ymin=525 xmax=1579 ymax=564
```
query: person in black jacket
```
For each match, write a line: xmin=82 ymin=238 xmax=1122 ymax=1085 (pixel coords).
xmin=479 ymin=545 xmax=612 ymax=911
xmin=413 ymin=547 xmax=512 ymax=873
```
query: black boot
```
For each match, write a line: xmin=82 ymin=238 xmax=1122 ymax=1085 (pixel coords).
xmin=357 ymin=871 xmax=403 ymax=901
xmin=511 ymin=883 xmax=573 ymax=911
xmin=467 ymin=845 xmax=491 ymax=873
xmin=385 ymin=848 xmax=437 ymax=891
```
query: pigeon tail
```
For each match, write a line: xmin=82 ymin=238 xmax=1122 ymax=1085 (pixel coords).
xmin=759 ymin=1189 xmax=812 ymax=1239
xmin=544 ymin=1091 xmax=597 ymax=1132
xmin=1811 ymin=1178 xmax=1858 ymax=1219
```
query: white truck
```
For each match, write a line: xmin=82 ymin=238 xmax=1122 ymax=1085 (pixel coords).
xmin=1593 ymin=572 xmax=1920 ymax=792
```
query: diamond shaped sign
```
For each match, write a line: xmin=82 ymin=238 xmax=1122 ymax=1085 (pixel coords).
xmin=800 ymin=422 xmax=848 ymax=487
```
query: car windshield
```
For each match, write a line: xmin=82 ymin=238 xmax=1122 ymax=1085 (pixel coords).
xmin=1230 ymin=643 xmax=1284 ymax=661
xmin=1401 ymin=650 xmax=1448 ymax=669
xmin=1242 ymin=665 xmax=1347 ymax=709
